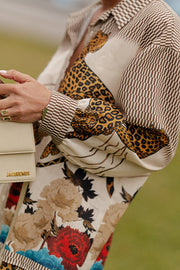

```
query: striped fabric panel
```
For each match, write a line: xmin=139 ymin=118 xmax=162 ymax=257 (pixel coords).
xmin=99 ymin=0 xmax=180 ymax=161
xmin=118 ymin=47 xmax=179 ymax=161
xmin=1 ymin=249 xmax=49 ymax=270
xmin=111 ymin=0 xmax=152 ymax=29
xmin=102 ymin=0 xmax=180 ymax=48
xmin=40 ymin=91 xmax=78 ymax=144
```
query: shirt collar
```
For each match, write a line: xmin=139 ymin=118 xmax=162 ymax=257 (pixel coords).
xmin=66 ymin=1 xmax=101 ymax=45
xmin=91 ymin=0 xmax=153 ymax=29
xmin=66 ymin=0 xmax=153 ymax=45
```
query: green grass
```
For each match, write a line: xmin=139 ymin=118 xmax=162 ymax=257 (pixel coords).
xmin=0 ymin=30 xmax=55 ymax=78
xmin=0 ymin=31 xmax=179 ymax=270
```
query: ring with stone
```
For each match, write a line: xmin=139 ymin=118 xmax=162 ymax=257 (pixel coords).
xmin=1 ymin=116 xmax=11 ymax=121
xmin=1 ymin=110 xmax=9 ymax=117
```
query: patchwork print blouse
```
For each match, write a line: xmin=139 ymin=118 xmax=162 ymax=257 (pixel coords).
xmin=0 ymin=0 xmax=179 ymax=270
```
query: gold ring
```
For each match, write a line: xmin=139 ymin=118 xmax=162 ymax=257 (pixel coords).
xmin=1 ymin=110 xmax=9 ymax=117
xmin=2 ymin=116 xmax=12 ymax=121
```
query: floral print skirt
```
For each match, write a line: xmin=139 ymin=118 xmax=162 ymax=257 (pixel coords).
xmin=0 ymin=134 xmax=148 ymax=270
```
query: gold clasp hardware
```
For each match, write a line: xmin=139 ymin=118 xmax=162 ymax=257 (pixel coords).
xmin=6 ymin=171 xmax=30 ymax=177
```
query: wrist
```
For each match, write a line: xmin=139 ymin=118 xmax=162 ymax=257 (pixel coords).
xmin=40 ymin=88 xmax=51 ymax=120
xmin=39 ymin=91 xmax=77 ymax=144
xmin=41 ymin=105 xmax=48 ymax=120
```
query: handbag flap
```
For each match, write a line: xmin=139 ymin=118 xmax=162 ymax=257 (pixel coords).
xmin=0 ymin=121 xmax=35 ymax=154
xmin=0 ymin=152 xmax=36 ymax=183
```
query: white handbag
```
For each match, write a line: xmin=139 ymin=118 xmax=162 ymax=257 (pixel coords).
xmin=0 ymin=120 xmax=36 ymax=183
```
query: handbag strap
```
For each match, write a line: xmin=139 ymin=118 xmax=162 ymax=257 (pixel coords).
xmin=0 ymin=182 xmax=29 ymax=263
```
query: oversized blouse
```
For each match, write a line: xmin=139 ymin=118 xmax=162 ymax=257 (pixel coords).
xmin=0 ymin=0 xmax=179 ymax=270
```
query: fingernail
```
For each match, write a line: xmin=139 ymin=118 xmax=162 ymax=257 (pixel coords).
xmin=0 ymin=70 xmax=7 ymax=74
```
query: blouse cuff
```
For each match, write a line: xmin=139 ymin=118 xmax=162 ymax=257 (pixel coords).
xmin=39 ymin=91 xmax=78 ymax=144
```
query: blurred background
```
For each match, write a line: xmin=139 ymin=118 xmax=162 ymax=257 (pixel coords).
xmin=0 ymin=1 xmax=179 ymax=270
xmin=0 ymin=0 xmax=179 ymax=46
xmin=0 ymin=0 xmax=92 ymax=46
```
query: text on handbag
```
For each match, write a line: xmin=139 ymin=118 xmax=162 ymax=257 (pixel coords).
xmin=6 ymin=171 xmax=30 ymax=177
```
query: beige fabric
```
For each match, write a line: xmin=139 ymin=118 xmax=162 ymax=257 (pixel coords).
xmin=85 ymin=35 xmax=139 ymax=98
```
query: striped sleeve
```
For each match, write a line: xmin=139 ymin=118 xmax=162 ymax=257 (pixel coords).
xmin=39 ymin=91 xmax=78 ymax=144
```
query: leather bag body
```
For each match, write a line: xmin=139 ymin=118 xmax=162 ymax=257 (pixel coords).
xmin=0 ymin=121 xmax=36 ymax=183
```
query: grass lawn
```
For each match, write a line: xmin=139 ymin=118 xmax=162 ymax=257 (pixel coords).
xmin=0 ymin=31 xmax=56 ymax=79
xmin=0 ymin=31 xmax=179 ymax=270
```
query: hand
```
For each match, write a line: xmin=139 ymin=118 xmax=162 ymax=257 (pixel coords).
xmin=0 ymin=69 xmax=52 ymax=122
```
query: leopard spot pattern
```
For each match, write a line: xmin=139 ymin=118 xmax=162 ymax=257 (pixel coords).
xmin=126 ymin=122 xmax=169 ymax=158
xmin=67 ymin=99 xmax=169 ymax=159
xmin=58 ymin=31 xmax=114 ymax=104
xmin=0 ymin=262 xmax=23 ymax=270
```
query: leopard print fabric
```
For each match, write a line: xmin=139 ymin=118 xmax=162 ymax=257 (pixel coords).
xmin=58 ymin=31 xmax=114 ymax=104
xmin=125 ymin=122 xmax=169 ymax=158
xmin=0 ymin=262 xmax=23 ymax=270
xmin=67 ymin=99 xmax=169 ymax=159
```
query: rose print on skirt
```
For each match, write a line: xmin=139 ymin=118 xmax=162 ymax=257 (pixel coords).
xmin=47 ymin=226 xmax=91 ymax=270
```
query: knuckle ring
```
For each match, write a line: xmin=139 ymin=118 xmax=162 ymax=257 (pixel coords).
xmin=2 ymin=116 xmax=12 ymax=121
xmin=0 ymin=110 xmax=11 ymax=121
xmin=1 ymin=109 xmax=9 ymax=117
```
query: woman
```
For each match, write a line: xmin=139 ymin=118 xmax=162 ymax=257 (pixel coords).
xmin=0 ymin=0 xmax=179 ymax=269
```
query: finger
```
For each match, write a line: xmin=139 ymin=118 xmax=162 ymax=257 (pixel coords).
xmin=0 ymin=83 xmax=17 ymax=95
xmin=10 ymin=112 xmax=41 ymax=123
xmin=0 ymin=70 xmax=34 ymax=84
xmin=0 ymin=107 xmax=11 ymax=119
xmin=0 ymin=96 xmax=13 ymax=111
xmin=0 ymin=84 xmax=18 ymax=97
xmin=3 ymin=107 xmax=17 ymax=118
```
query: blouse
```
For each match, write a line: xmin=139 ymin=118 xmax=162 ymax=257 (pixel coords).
xmin=0 ymin=0 xmax=179 ymax=270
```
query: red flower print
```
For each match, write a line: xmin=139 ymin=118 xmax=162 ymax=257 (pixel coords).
xmin=6 ymin=183 xmax=23 ymax=209
xmin=96 ymin=234 xmax=113 ymax=265
xmin=47 ymin=226 xmax=91 ymax=270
